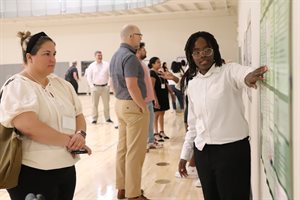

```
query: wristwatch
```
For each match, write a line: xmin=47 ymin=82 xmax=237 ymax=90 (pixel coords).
xmin=76 ymin=130 xmax=87 ymax=138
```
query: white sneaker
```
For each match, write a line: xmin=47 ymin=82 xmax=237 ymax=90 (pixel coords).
xmin=193 ymin=179 xmax=202 ymax=187
xmin=175 ymin=171 xmax=182 ymax=178
xmin=186 ymin=166 xmax=198 ymax=178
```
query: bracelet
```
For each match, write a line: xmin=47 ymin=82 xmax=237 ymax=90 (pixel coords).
xmin=76 ymin=130 xmax=86 ymax=139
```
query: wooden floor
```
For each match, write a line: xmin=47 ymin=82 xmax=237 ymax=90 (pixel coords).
xmin=0 ymin=95 xmax=203 ymax=200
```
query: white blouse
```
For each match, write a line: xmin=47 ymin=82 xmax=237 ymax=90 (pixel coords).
xmin=0 ymin=74 xmax=83 ymax=170
xmin=180 ymin=63 xmax=253 ymax=161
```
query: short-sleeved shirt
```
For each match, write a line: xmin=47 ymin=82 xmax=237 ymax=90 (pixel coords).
xmin=0 ymin=74 xmax=82 ymax=170
xmin=110 ymin=43 xmax=146 ymax=100
xmin=65 ymin=66 xmax=78 ymax=82
xmin=141 ymin=61 xmax=155 ymax=103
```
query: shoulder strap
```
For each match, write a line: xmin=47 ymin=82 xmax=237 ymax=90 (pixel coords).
xmin=0 ymin=78 xmax=15 ymax=103
xmin=0 ymin=77 xmax=22 ymax=135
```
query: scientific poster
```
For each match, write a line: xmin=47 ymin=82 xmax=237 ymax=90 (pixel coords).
xmin=260 ymin=0 xmax=292 ymax=199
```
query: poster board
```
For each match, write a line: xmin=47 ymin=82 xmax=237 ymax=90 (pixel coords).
xmin=260 ymin=0 xmax=292 ymax=199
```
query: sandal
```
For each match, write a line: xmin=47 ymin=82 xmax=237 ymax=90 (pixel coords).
xmin=159 ymin=131 xmax=170 ymax=139
xmin=154 ymin=133 xmax=164 ymax=142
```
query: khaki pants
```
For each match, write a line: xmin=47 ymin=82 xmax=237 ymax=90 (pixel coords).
xmin=91 ymin=85 xmax=110 ymax=121
xmin=115 ymin=99 xmax=149 ymax=198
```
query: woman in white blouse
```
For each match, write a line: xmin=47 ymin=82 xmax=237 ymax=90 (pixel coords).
xmin=177 ymin=31 xmax=268 ymax=200
xmin=0 ymin=31 xmax=91 ymax=200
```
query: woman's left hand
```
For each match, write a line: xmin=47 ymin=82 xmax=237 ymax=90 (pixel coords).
xmin=245 ymin=65 xmax=268 ymax=89
xmin=67 ymin=132 xmax=86 ymax=150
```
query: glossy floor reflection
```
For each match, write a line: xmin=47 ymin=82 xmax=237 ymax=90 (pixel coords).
xmin=0 ymin=95 xmax=203 ymax=200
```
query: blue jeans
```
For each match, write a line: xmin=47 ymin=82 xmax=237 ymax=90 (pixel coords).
xmin=147 ymin=102 xmax=155 ymax=144
xmin=170 ymin=85 xmax=184 ymax=110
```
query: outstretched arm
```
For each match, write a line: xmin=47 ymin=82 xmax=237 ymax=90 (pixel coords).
xmin=244 ymin=65 xmax=268 ymax=89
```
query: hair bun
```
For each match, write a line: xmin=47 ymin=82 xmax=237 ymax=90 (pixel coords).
xmin=17 ymin=31 xmax=31 ymax=39
xmin=17 ymin=31 xmax=31 ymax=52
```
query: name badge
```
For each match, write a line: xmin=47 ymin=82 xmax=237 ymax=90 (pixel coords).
xmin=62 ymin=115 xmax=76 ymax=131
xmin=161 ymin=84 xmax=165 ymax=89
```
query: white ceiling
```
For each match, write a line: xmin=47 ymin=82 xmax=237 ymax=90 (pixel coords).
xmin=95 ymin=0 xmax=238 ymax=17
xmin=116 ymin=0 xmax=237 ymax=15
xmin=2 ymin=0 xmax=238 ymax=25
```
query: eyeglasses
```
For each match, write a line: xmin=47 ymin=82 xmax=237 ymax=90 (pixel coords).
xmin=132 ymin=33 xmax=143 ymax=37
xmin=192 ymin=48 xmax=213 ymax=58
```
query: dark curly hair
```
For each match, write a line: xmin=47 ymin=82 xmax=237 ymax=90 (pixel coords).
xmin=184 ymin=31 xmax=222 ymax=79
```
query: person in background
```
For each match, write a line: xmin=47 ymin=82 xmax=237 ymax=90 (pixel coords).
xmin=180 ymin=59 xmax=188 ymax=70
xmin=83 ymin=65 xmax=91 ymax=95
xmin=162 ymin=62 xmax=168 ymax=72
xmin=170 ymin=61 xmax=184 ymax=111
xmin=110 ymin=24 xmax=149 ymax=200
xmin=136 ymin=42 xmax=163 ymax=150
xmin=65 ymin=61 xmax=79 ymax=94
xmin=178 ymin=31 xmax=268 ymax=200
xmin=0 ymin=31 xmax=91 ymax=200
xmin=149 ymin=57 xmax=177 ymax=141
xmin=166 ymin=61 xmax=176 ymax=112
xmin=86 ymin=50 xmax=113 ymax=124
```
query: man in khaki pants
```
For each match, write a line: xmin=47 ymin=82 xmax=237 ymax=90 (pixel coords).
xmin=86 ymin=50 xmax=113 ymax=124
xmin=110 ymin=24 xmax=149 ymax=200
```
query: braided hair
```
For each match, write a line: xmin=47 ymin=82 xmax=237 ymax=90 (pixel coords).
xmin=184 ymin=31 xmax=223 ymax=79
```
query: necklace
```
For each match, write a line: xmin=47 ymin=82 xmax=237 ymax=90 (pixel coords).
xmin=26 ymin=71 xmax=48 ymax=89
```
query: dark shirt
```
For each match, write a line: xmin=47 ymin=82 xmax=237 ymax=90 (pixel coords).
xmin=65 ymin=66 xmax=78 ymax=82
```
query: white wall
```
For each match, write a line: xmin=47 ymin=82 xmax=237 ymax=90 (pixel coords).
xmin=0 ymin=14 xmax=238 ymax=67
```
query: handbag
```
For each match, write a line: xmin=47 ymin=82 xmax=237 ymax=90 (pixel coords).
xmin=0 ymin=126 xmax=22 ymax=189
xmin=0 ymin=77 xmax=23 ymax=189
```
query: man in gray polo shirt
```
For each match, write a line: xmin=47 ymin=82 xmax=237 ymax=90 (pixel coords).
xmin=110 ymin=24 xmax=149 ymax=200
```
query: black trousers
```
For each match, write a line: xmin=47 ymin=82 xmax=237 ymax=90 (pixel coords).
xmin=194 ymin=137 xmax=251 ymax=200
xmin=7 ymin=165 xmax=76 ymax=200
xmin=69 ymin=80 xmax=78 ymax=94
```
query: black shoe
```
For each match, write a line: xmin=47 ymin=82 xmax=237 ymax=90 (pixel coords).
xmin=91 ymin=120 xmax=97 ymax=124
xmin=106 ymin=119 xmax=113 ymax=123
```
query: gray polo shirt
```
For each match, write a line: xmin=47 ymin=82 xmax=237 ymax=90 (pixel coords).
xmin=110 ymin=43 xmax=146 ymax=100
